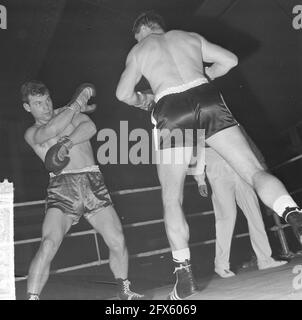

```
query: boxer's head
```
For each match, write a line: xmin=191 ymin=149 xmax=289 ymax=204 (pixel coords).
xmin=21 ymin=80 xmax=54 ymax=122
xmin=132 ymin=11 xmax=166 ymax=42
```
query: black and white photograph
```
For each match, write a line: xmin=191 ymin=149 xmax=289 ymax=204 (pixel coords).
xmin=1 ymin=0 xmax=302 ymax=303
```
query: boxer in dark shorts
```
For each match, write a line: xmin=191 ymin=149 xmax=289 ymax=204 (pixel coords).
xmin=46 ymin=166 xmax=113 ymax=225
xmin=23 ymin=81 xmax=146 ymax=300
xmin=152 ymin=79 xmax=238 ymax=149
xmin=116 ymin=11 xmax=302 ymax=300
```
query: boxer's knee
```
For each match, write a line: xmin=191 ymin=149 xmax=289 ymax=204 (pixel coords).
xmin=162 ymin=184 xmax=183 ymax=208
xmin=106 ymin=231 xmax=126 ymax=254
xmin=236 ymin=165 xmax=266 ymax=188
xmin=162 ymin=194 xmax=182 ymax=212
xmin=251 ymin=169 xmax=271 ymax=190
xmin=39 ymin=237 xmax=61 ymax=260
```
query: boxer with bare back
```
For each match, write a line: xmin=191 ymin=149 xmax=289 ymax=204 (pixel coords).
xmin=116 ymin=11 xmax=302 ymax=300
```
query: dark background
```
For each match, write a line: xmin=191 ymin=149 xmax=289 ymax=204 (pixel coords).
xmin=0 ymin=0 xmax=302 ymax=202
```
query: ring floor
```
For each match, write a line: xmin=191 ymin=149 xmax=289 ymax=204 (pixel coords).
xmin=15 ymin=249 xmax=302 ymax=300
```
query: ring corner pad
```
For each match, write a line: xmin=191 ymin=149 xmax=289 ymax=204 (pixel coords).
xmin=0 ymin=179 xmax=16 ymax=300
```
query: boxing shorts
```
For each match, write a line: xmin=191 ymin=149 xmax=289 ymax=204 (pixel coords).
xmin=151 ymin=78 xmax=238 ymax=150
xmin=45 ymin=165 xmax=113 ymax=224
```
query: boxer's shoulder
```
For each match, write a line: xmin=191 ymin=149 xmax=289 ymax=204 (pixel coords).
xmin=126 ymin=44 xmax=140 ymax=62
xmin=24 ymin=124 xmax=38 ymax=145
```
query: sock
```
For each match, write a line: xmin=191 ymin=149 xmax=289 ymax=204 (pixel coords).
xmin=172 ymin=248 xmax=190 ymax=263
xmin=116 ymin=278 xmax=128 ymax=285
xmin=273 ymin=195 xmax=299 ymax=216
xmin=28 ymin=292 xmax=39 ymax=300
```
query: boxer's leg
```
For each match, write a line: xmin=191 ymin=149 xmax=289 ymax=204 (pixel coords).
xmin=207 ymin=126 xmax=286 ymax=206
xmin=234 ymin=175 xmax=287 ymax=269
xmin=206 ymin=125 xmax=302 ymax=242
xmin=157 ymin=147 xmax=199 ymax=299
xmin=82 ymin=168 xmax=146 ymax=300
xmin=87 ymin=206 xmax=146 ymax=300
xmin=27 ymin=208 xmax=73 ymax=299
xmin=156 ymin=147 xmax=193 ymax=250
xmin=88 ymin=206 xmax=128 ymax=280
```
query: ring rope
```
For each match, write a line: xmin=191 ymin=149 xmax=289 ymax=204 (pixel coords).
xmin=13 ymin=151 xmax=302 ymax=209
xmin=13 ymin=153 xmax=302 ymax=283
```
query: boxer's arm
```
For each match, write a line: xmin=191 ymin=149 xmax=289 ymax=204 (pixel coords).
xmin=190 ymin=151 xmax=206 ymax=176
xmin=116 ymin=48 xmax=154 ymax=108
xmin=194 ymin=171 xmax=208 ymax=197
xmin=192 ymin=152 xmax=206 ymax=184
xmin=33 ymin=105 xmax=80 ymax=144
xmin=24 ymin=127 xmax=49 ymax=160
xmin=68 ymin=113 xmax=97 ymax=145
xmin=200 ymin=36 xmax=238 ymax=80
xmin=55 ymin=103 xmax=97 ymax=115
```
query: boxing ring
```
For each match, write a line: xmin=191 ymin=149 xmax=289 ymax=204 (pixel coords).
xmin=11 ymin=153 xmax=302 ymax=300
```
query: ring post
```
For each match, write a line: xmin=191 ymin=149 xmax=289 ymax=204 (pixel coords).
xmin=0 ymin=179 xmax=15 ymax=300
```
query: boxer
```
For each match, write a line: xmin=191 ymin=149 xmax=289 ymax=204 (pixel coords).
xmin=116 ymin=11 xmax=302 ymax=300
xmin=23 ymin=81 xmax=145 ymax=300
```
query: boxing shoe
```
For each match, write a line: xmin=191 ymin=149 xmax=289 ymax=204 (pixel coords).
xmin=67 ymin=83 xmax=96 ymax=113
xmin=167 ymin=260 xmax=200 ymax=300
xmin=214 ymin=267 xmax=236 ymax=278
xmin=282 ymin=207 xmax=302 ymax=244
xmin=116 ymin=279 xmax=147 ymax=300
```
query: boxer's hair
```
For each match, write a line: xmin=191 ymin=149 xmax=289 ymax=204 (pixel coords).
xmin=132 ymin=11 xmax=166 ymax=35
xmin=21 ymin=80 xmax=50 ymax=103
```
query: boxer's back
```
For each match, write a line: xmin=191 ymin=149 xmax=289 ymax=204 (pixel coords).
xmin=135 ymin=30 xmax=206 ymax=95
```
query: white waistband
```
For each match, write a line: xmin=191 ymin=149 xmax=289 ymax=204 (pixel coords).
xmin=49 ymin=165 xmax=100 ymax=177
xmin=154 ymin=78 xmax=208 ymax=103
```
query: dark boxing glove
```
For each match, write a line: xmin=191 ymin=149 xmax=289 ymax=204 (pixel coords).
xmin=44 ymin=136 xmax=73 ymax=175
